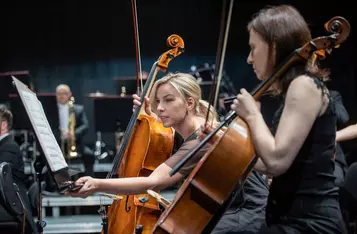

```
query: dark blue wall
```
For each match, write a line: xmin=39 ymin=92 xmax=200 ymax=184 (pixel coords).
xmin=25 ymin=54 xmax=257 ymax=146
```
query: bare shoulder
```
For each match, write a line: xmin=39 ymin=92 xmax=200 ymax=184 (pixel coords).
xmin=286 ymin=75 xmax=328 ymax=115
xmin=288 ymin=75 xmax=324 ymax=95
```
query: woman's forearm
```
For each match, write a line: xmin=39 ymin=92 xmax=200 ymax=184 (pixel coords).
xmin=336 ymin=124 xmax=357 ymax=142
xmin=254 ymin=158 xmax=270 ymax=175
xmin=95 ymin=177 xmax=156 ymax=195
xmin=246 ymin=113 xmax=278 ymax=172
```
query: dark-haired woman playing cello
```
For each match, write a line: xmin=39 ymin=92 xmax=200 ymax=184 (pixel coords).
xmin=229 ymin=4 xmax=346 ymax=234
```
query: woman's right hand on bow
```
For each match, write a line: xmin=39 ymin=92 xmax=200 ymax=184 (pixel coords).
xmin=132 ymin=94 xmax=157 ymax=118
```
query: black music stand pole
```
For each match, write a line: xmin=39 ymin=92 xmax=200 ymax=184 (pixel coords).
xmin=34 ymin=155 xmax=47 ymax=234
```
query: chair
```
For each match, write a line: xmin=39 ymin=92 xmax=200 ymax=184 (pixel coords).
xmin=0 ymin=162 xmax=27 ymax=233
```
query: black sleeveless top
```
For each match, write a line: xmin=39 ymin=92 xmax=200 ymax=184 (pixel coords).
xmin=266 ymin=77 xmax=340 ymax=225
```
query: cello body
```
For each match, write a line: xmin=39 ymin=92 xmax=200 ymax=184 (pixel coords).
xmin=107 ymin=114 xmax=174 ymax=234
xmin=152 ymin=118 xmax=255 ymax=234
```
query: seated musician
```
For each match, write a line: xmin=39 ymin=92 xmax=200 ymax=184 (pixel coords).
xmin=0 ymin=107 xmax=36 ymax=233
xmin=228 ymin=4 xmax=345 ymax=233
xmin=66 ymin=72 xmax=268 ymax=233
xmin=66 ymin=73 xmax=216 ymax=194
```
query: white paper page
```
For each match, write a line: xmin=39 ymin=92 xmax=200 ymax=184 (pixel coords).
xmin=12 ymin=77 xmax=68 ymax=172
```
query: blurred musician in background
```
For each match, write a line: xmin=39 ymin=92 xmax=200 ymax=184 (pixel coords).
xmin=329 ymin=90 xmax=350 ymax=187
xmin=336 ymin=122 xmax=357 ymax=143
xmin=55 ymin=84 xmax=94 ymax=177
xmin=0 ymin=107 xmax=36 ymax=233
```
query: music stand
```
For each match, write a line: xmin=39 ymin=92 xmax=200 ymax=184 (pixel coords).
xmin=11 ymin=76 xmax=82 ymax=193
xmin=91 ymin=95 xmax=133 ymax=133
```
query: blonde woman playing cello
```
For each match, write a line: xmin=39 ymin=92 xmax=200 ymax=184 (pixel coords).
xmin=66 ymin=72 xmax=217 ymax=198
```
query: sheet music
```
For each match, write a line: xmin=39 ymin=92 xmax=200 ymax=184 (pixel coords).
xmin=12 ymin=76 xmax=68 ymax=172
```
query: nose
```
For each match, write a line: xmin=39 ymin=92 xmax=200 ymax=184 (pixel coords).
xmin=247 ymin=51 xmax=253 ymax=65
xmin=156 ymin=102 xmax=164 ymax=112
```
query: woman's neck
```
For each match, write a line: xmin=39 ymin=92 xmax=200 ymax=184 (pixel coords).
xmin=174 ymin=114 xmax=204 ymax=141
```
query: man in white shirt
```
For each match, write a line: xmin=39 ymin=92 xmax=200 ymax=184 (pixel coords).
xmin=55 ymin=84 xmax=94 ymax=177
xmin=56 ymin=84 xmax=71 ymax=141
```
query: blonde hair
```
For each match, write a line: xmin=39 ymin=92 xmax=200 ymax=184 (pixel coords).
xmin=150 ymin=72 xmax=219 ymax=125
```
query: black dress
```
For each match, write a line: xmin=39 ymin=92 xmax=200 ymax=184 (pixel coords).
xmin=211 ymin=171 xmax=269 ymax=233
xmin=258 ymin=78 xmax=346 ymax=234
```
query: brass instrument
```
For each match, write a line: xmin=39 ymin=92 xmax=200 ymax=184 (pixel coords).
xmin=61 ymin=96 xmax=79 ymax=159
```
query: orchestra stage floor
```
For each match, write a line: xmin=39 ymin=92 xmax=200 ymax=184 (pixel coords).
xmin=41 ymin=215 xmax=103 ymax=234
xmin=40 ymin=189 xmax=177 ymax=234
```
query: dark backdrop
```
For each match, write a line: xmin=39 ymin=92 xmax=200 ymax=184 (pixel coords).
xmin=0 ymin=0 xmax=355 ymax=156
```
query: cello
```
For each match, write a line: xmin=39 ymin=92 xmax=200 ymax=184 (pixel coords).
xmin=96 ymin=2 xmax=185 ymax=233
xmin=151 ymin=12 xmax=351 ymax=234
xmin=97 ymin=7 xmax=185 ymax=232
xmin=100 ymin=34 xmax=185 ymax=234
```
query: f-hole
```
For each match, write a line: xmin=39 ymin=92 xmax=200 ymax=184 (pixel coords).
xmin=125 ymin=195 xmax=131 ymax=212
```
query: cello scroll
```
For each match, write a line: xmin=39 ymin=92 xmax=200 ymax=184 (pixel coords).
xmin=325 ymin=16 xmax=350 ymax=43
xmin=157 ymin=34 xmax=185 ymax=71
xmin=298 ymin=16 xmax=350 ymax=61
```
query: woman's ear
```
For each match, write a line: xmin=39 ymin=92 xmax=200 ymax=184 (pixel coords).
xmin=186 ymin=97 xmax=195 ymax=111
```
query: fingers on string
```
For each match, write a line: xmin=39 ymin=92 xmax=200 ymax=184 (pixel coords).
xmin=132 ymin=94 xmax=140 ymax=100
xmin=133 ymin=100 xmax=141 ymax=106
